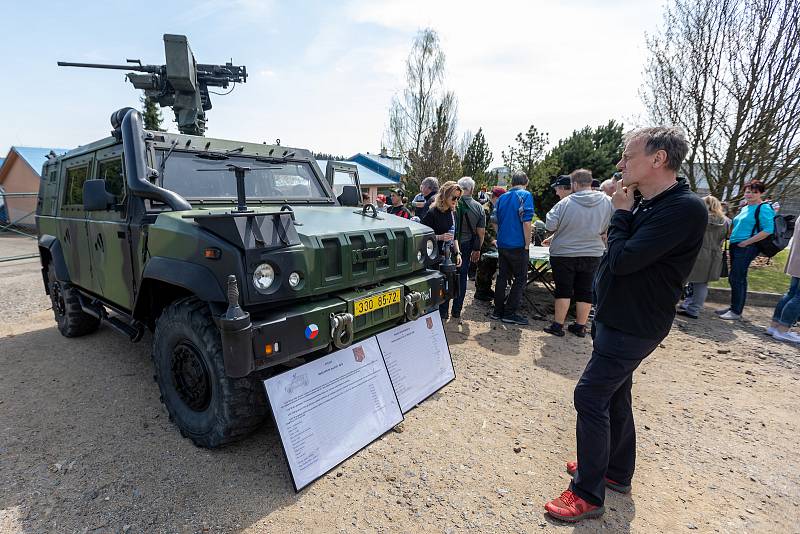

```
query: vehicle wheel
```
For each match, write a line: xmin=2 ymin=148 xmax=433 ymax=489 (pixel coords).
xmin=152 ymin=297 xmax=268 ymax=448
xmin=47 ymin=263 xmax=100 ymax=337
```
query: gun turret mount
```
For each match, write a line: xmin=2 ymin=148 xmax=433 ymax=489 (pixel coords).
xmin=58 ymin=34 xmax=247 ymax=136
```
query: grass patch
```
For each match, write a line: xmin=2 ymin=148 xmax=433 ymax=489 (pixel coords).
xmin=710 ymin=249 xmax=791 ymax=293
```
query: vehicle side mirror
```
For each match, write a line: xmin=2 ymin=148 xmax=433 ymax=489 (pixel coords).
xmin=338 ymin=184 xmax=360 ymax=207
xmin=83 ymin=179 xmax=115 ymax=211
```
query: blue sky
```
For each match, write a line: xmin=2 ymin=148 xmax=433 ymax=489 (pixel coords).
xmin=0 ymin=0 xmax=665 ymax=168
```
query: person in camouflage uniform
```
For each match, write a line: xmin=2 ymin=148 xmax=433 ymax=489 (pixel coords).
xmin=474 ymin=186 xmax=506 ymax=301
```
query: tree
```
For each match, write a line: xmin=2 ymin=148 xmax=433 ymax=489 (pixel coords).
xmin=502 ymin=125 xmax=549 ymax=190
xmin=311 ymin=152 xmax=347 ymax=161
xmin=385 ymin=28 xmax=448 ymax=160
xmin=641 ymin=0 xmax=800 ymax=201
xmin=406 ymin=101 xmax=462 ymax=187
xmin=461 ymin=128 xmax=494 ymax=189
xmin=530 ymin=121 xmax=624 ymax=214
xmin=141 ymin=96 xmax=164 ymax=131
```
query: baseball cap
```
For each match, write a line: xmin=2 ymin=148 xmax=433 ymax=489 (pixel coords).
xmin=376 ymin=194 xmax=387 ymax=202
xmin=551 ymin=175 xmax=572 ymax=189
xmin=390 ymin=188 xmax=405 ymax=197
xmin=491 ymin=186 xmax=507 ymax=197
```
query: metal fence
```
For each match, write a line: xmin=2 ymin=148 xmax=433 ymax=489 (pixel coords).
xmin=0 ymin=191 xmax=39 ymax=262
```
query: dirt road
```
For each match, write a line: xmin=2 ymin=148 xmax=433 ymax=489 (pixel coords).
xmin=1 ymin=257 xmax=798 ymax=533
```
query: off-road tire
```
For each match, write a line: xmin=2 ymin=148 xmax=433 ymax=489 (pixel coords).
xmin=152 ymin=297 xmax=268 ymax=448
xmin=47 ymin=263 xmax=100 ymax=337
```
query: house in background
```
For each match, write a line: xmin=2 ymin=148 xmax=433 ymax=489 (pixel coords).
xmin=0 ymin=147 xmax=67 ymax=227
xmin=347 ymin=149 xmax=405 ymax=201
xmin=315 ymin=159 xmax=400 ymax=201
xmin=316 ymin=149 xmax=406 ymax=201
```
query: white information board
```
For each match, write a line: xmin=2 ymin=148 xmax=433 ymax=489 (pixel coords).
xmin=376 ymin=312 xmax=456 ymax=413
xmin=264 ymin=336 xmax=403 ymax=491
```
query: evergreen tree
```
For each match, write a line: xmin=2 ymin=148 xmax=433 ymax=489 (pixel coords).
xmin=406 ymin=101 xmax=462 ymax=190
xmin=530 ymin=120 xmax=624 ymax=214
xmin=461 ymin=128 xmax=494 ymax=189
xmin=141 ymin=96 xmax=164 ymax=131
xmin=502 ymin=124 xmax=549 ymax=191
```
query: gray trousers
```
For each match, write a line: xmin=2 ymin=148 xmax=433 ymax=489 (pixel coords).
xmin=682 ymin=282 xmax=708 ymax=316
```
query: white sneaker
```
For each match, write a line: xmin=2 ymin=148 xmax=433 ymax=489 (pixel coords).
xmin=766 ymin=327 xmax=778 ymax=336
xmin=719 ymin=311 xmax=742 ymax=320
xmin=715 ymin=308 xmax=730 ymax=316
xmin=773 ymin=331 xmax=800 ymax=344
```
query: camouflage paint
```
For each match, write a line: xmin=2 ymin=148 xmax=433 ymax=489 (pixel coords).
xmin=36 ymin=128 xmax=445 ymax=373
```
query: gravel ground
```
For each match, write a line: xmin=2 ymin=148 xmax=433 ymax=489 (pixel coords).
xmin=1 ymin=248 xmax=798 ymax=533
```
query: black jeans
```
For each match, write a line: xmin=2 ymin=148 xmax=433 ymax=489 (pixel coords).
xmin=493 ymin=247 xmax=528 ymax=317
xmin=570 ymin=321 xmax=662 ymax=506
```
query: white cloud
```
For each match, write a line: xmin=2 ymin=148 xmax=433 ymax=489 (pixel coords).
xmin=0 ymin=0 xmax=665 ymax=171
xmin=343 ymin=0 xmax=664 ymax=167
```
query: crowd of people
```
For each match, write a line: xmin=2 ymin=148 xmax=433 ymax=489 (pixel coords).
xmin=367 ymin=157 xmax=798 ymax=346
xmin=363 ymin=125 xmax=798 ymax=523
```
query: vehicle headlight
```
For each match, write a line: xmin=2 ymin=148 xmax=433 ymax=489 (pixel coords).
xmin=253 ymin=263 xmax=275 ymax=290
xmin=288 ymin=271 xmax=301 ymax=288
xmin=417 ymin=251 xmax=423 ymax=262
xmin=426 ymin=239 xmax=436 ymax=259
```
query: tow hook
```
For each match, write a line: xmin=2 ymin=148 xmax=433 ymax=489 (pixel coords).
xmin=330 ymin=312 xmax=354 ymax=349
xmin=404 ymin=291 xmax=424 ymax=321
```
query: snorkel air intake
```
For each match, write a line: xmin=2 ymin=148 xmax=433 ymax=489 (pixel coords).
xmin=115 ymin=107 xmax=191 ymax=211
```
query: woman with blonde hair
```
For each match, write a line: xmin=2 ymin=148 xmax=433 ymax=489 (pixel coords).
xmin=678 ymin=195 xmax=729 ymax=318
xmin=421 ymin=180 xmax=463 ymax=319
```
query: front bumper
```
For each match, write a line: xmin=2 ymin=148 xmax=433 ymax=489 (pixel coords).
xmin=217 ymin=269 xmax=446 ymax=377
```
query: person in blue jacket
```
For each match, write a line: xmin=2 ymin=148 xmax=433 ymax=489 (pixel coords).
xmin=717 ymin=180 xmax=775 ymax=320
xmin=490 ymin=172 xmax=535 ymax=325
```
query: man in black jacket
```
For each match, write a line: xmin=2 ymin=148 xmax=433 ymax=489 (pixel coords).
xmin=544 ymin=127 xmax=707 ymax=522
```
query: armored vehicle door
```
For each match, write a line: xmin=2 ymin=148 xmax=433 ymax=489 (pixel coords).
xmin=58 ymin=155 xmax=95 ymax=291
xmin=84 ymin=146 xmax=136 ymax=311
xmin=325 ymin=161 xmax=362 ymax=205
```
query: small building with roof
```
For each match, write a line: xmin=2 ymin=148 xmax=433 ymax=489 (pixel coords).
xmin=316 ymin=149 xmax=406 ymax=202
xmin=0 ymin=146 xmax=68 ymax=226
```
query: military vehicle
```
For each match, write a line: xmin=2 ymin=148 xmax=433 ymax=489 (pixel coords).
xmin=37 ymin=35 xmax=453 ymax=448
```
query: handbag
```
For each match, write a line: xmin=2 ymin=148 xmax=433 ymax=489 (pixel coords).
xmin=720 ymin=240 xmax=729 ymax=278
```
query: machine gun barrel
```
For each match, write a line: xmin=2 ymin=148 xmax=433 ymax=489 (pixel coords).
xmin=57 ymin=61 xmax=161 ymax=73
xmin=57 ymin=34 xmax=246 ymax=136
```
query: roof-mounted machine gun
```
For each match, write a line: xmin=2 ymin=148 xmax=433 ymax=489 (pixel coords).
xmin=58 ymin=34 xmax=247 ymax=136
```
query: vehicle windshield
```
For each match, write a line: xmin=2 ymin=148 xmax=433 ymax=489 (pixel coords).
xmin=158 ymin=151 xmax=330 ymax=201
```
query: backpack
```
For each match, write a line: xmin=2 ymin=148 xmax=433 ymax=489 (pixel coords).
xmin=753 ymin=203 xmax=795 ymax=257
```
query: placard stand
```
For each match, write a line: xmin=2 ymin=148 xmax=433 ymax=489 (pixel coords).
xmin=264 ymin=312 xmax=454 ymax=492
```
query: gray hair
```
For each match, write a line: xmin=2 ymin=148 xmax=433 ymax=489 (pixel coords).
xmin=420 ymin=176 xmax=440 ymax=192
xmin=510 ymin=172 xmax=529 ymax=187
xmin=457 ymin=176 xmax=476 ymax=194
xmin=624 ymin=126 xmax=689 ymax=172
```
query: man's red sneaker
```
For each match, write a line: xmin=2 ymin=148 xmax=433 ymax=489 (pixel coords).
xmin=566 ymin=461 xmax=632 ymax=494
xmin=544 ymin=489 xmax=605 ymax=522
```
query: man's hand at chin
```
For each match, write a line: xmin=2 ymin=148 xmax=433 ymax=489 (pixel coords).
xmin=611 ymin=176 xmax=638 ymax=211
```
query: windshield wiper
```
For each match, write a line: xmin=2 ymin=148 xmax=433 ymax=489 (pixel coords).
xmin=255 ymin=156 xmax=287 ymax=164
xmin=158 ymin=139 xmax=179 ymax=178
xmin=195 ymin=152 xmax=229 ymax=160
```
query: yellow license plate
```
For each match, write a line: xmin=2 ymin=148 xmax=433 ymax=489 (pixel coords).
xmin=353 ymin=289 xmax=402 ymax=316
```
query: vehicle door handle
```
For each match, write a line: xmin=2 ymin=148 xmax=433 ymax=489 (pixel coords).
xmin=95 ymin=233 xmax=104 ymax=252
xmin=64 ymin=228 xmax=70 ymax=244
xmin=117 ymin=231 xmax=126 ymax=239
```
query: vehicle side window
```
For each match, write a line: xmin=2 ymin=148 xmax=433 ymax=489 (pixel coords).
xmin=97 ymin=157 xmax=125 ymax=203
xmin=332 ymin=170 xmax=357 ymax=196
xmin=63 ymin=165 xmax=89 ymax=206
